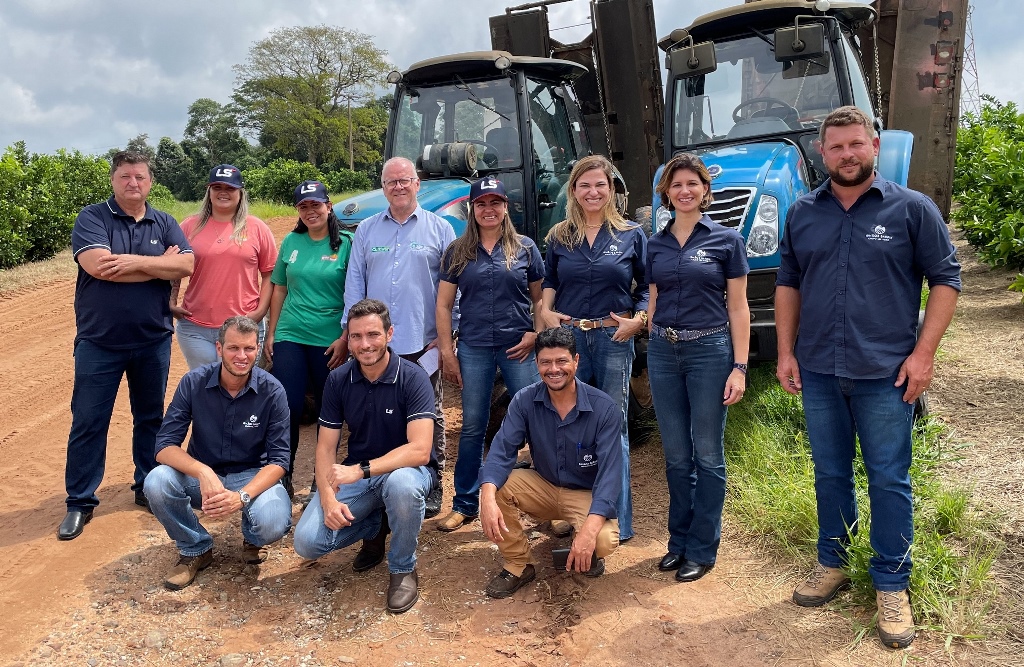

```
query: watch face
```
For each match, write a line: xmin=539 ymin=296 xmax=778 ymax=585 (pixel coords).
xmin=240 ymin=491 xmax=251 ymax=504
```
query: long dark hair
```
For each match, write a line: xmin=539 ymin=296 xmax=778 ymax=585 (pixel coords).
xmin=293 ymin=207 xmax=344 ymax=253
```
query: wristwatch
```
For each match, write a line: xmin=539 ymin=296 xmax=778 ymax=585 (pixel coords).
xmin=732 ymin=362 xmax=748 ymax=374
xmin=238 ymin=489 xmax=252 ymax=506
xmin=360 ymin=460 xmax=372 ymax=479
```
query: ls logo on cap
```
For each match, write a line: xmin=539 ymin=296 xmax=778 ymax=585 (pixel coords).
xmin=215 ymin=167 xmax=236 ymax=177
xmin=301 ymin=183 xmax=319 ymax=194
xmin=480 ymin=178 xmax=499 ymax=190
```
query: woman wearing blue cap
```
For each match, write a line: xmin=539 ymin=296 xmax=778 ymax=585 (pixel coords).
xmin=434 ymin=176 xmax=544 ymax=532
xmin=170 ymin=164 xmax=278 ymax=369
xmin=264 ymin=180 xmax=354 ymax=497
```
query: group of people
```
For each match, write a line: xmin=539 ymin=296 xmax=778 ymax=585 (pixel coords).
xmin=56 ymin=106 xmax=959 ymax=648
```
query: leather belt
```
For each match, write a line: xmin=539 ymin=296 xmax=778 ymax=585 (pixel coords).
xmin=565 ymin=312 xmax=629 ymax=331
xmin=651 ymin=323 xmax=728 ymax=343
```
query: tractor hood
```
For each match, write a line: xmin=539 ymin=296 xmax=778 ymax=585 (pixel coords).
xmin=333 ymin=179 xmax=471 ymax=236
xmin=696 ymin=143 xmax=789 ymax=186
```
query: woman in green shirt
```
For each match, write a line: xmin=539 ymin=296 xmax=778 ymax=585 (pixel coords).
xmin=265 ymin=181 xmax=353 ymax=497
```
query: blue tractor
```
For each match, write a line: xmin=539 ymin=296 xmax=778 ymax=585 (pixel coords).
xmin=654 ymin=0 xmax=915 ymax=361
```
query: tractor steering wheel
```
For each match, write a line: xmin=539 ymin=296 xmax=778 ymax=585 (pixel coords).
xmin=732 ymin=97 xmax=800 ymax=127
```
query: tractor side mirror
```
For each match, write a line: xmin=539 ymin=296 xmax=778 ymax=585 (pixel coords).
xmin=774 ymin=22 xmax=825 ymax=61
xmin=667 ymin=40 xmax=717 ymax=79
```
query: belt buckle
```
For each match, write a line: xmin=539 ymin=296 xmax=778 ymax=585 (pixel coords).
xmin=664 ymin=327 xmax=680 ymax=343
xmin=578 ymin=318 xmax=597 ymax=331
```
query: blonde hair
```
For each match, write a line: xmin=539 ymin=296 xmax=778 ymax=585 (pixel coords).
xmin=188 ymin=185 xmax=251 ymax=245
xmin=442 ymin=200 xmax=524 ymax=276
xmin=546 ymin=155 xmax=631 ymax=249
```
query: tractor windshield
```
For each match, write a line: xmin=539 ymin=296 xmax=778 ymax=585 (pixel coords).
xmin=671 ymin=32 xmax=841 ymax=149
xmin=392 ymin=77 xmax=521 ymax=171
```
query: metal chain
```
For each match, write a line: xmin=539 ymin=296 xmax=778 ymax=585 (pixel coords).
xmin=872 ymin=20 xmax=883 ymax=115
xmin=590 ymin=38 xmax=613 ymax=158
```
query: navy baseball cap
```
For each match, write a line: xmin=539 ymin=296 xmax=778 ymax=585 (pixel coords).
xmin=469 ymin=176 xmax=508 ymax=202
xmin=208 ymin=164 xmax=243 ymax=189
xmin=294 ymin=180 xmax=330 ymax=205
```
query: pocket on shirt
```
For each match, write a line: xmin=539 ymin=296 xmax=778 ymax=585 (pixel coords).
xmin=576 ymin=443 xmax=599 ymax=470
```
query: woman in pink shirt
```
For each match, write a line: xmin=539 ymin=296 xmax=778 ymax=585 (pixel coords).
xmin=170 ymin=165 xmax=278 ymax=369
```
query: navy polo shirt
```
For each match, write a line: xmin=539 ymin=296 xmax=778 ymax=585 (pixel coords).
xmin=72 ymin=197 xmax=192 ymax=349
xmin=319 ymin=350 xmax=437 ymax=466
xmin=480 ymin=379 xmax=623 ymax=518
xmin=440 ymin=237 xmax=544 ymax=348
xmin=646 ymin=214 xmax=749 ymax=329
xmin=777 ymin=175 xmax=961 ymax=379
xmin=155 ymin=364 xmax=291 ymax=475
xmin=543 ymin=225 xmax=649 ymax=319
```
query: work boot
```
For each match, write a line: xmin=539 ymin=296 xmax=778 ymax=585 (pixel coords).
xmin=424 ymin=484 xmax=443 ymax=519
xmin=352 ymin=512 xmax=390 ymax=572
xmin=387 ymin=569 xmax=419 ymax=613
xmin=583 ymin=557 xmax=605 ymax=578
xmin=876 ymin=589 xmax=916 ymax=649
xmin=792 ymin=562 xmax=851 ymax=607
xmin=242 ymin=541 xmax=268 ymax=564
xmin=164 ymin=549 xmax=213 ymax=590
xmin=486 ymin=564 xmax=536 ymax=599
xmin=437 ymin=511 xmax=476 ymax=532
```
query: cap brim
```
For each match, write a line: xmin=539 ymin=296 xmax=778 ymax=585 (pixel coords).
xmin=209 ymin=181 xmax=243 ymax=189
xmin=471 ymin=193 xmax=509 ymax=202
xmin=295 ymin=195 xmax=330 ymax=205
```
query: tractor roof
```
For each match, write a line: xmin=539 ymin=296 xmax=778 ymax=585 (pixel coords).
xmin=401 ymin=50 xmax=588 ymax=85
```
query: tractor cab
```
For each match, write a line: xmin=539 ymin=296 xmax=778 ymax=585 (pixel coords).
xmin=335 ymin=51 xmax=594 ymax=247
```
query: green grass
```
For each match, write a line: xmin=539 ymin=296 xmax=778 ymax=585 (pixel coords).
xmin=152 ymin=191 xmax=364 ymax=222
xmin=721 ymin=364 xmax=1001 ymax=641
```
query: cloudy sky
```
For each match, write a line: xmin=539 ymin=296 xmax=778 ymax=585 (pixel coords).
xmin=0 ymin=0 xmax=1012 ymax=155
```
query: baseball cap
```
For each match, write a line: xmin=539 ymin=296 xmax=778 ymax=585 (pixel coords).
xmin=294 ymin=180 xmax=330 ymax=205
xmin=208 ymin=164 xmax=243 ymax=189
xmin=469 ymin=177 xmax=508 ymax=202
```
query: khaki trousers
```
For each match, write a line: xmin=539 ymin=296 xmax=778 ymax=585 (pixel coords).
xmin=495 ymin=469 xmax=619 ymax=576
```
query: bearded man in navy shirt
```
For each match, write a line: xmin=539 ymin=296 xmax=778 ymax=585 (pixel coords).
xmin=776 ymin=106 xmax=961 ymax=649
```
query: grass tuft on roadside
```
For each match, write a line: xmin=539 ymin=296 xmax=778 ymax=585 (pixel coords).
xmin=721 ymin=364 xmax=1001 ymax=641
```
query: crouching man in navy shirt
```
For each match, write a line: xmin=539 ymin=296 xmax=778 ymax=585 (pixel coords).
xmin=145 ymin=316 xmax=292 ymax=590
xmin=478 ymin=327 xmax=622 ymax=599
xmin=293 ymin=299 xmax=437 ymax=614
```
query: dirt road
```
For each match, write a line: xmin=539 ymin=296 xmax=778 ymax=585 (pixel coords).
xmin=0 ymin=221 xmax=1017 ymax=666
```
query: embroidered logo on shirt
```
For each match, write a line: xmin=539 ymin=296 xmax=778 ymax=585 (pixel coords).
xmin=386 ymin=408 xmax=394 ymax=414
xmin=371 ymin=246 xmax=391 ymax=253
xmin=410 ymin=242 xmax=428 ymax=251
xmin=243 ymin=415 xmax=260 ymax=428
xmin=320 ymin=254 xmax=338 ymax=261
xmin=603 ymin=244 xmax=622 ymax=256
xmin=866 ymin=225 xmax=892 ymax=242
xmin=288 ymin=249 xmax=299 ymax=262
xmin=150 ymin=239 xmax=158 ymax=244
xmin=690 ymin=249 xmax=712 ymax=263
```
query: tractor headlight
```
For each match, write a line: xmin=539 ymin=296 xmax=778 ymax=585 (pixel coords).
xmin=746 ymin=194 xmax=779 ymax=257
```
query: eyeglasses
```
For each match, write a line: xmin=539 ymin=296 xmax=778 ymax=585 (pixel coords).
xmin=383 ymin=177 xmax=417 ymax=189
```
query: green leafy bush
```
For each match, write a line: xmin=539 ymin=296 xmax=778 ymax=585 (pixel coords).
xmin=953 ymin=97 xmax=1024 ymax=269
xmin=23 ymin=150 xmax=110 ymax=262
xmin=322 ymin=168 xmax=373 ymax=194
xmin=243 ymin=159 xmax=323 ymax=204
xmin=0 ymin=149 xmax=32 ymax=268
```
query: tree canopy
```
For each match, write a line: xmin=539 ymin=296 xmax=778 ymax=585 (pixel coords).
xmin=232 ymin=25 xmax=392 ymax=167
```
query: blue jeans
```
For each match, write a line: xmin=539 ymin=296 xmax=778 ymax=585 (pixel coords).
xmin=65 ymin=337 xmax=171 ymax=509
xmin=177 ymin=318 xmax=265 ymax=370
xmin=270 ymin=341 xmax=331 ymax=473
xmin=568 ymin=325 xmax=634 ymax=540
xmin=451 ymin=343 xmax=540 ymax=516
xmin=648 ymin=333 xmax=732 ymax=564
xmin=144 ymin=465 xmax=292 ymax=556
xmin=293 ymin=466 xmax=435 ymax=573
xmin=799 ymin=367 xmax=915 ymax=591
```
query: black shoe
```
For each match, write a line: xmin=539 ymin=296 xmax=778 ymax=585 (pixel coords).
xmin=583 ymin=557 xmax=605 ymax=578
xmin=134 ymin=490 xmax=151 ymax=513
xmin=282 ymin=474 xmax=294 ymax=500
xmin=57 ymin=509 xmax=93 ymax=541
xmin=675 ymin=559 xmax=713 ymax=583
xmin=424 ymin=484 xmax=442 ymax=519
xmin=352 ymin=513 xmax=390 ymax=573
xmin=658 ymin=552 xmax=683 ymax=572
xmin=387 ymin=569 xmax=419 ymax=613
xmin=486 ymin=564 xmax=536 ymax=599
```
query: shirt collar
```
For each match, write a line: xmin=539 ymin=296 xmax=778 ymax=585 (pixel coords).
xmin=533 ymin=378 xmax=593 ymax=413
xmin=384 ymin=205 xmax=424 ymax=226
xmin=204 ymin=363 xmax=260 ymax=395
xmin=106 ymin=196 xmax=154 ymax=222
xmin=656 ymin=213 xmax=714 ymax=236
xmin=815 ymin=172 xmax=886 ymax=201
xmin=349 ymin=348 xmax=401 ymax=385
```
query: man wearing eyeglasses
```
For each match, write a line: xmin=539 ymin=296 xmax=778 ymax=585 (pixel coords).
xmin=341 ymin=157 xmax=456 ymax=521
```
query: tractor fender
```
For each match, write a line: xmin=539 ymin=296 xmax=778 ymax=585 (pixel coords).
xmin=877 ymin=130 xmax=914 ymax=187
